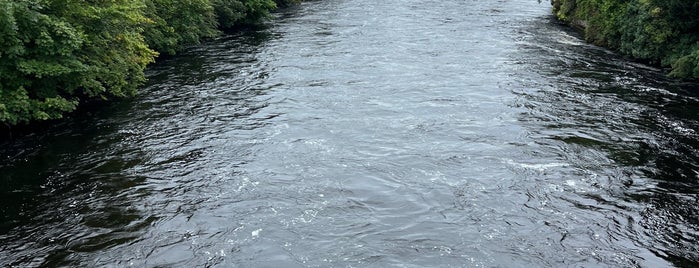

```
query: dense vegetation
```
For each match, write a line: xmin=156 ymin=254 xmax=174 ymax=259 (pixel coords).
xmin=552 ymin=0 xmax=699 ymax=79
xmin=0 ymin=0 xmax=296 ymax=126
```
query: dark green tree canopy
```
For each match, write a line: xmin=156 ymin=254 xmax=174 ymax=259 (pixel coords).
xmin=552 ymin=0 xmax=699 ymax=79
xmin=0 ymin=0 xmax=292 ymax=126
xmin=0 ymin=0 xmax=156 ymax=125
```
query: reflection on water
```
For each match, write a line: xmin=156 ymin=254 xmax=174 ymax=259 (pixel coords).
xmin=1 ymin=0 xmax=698 ymax=267
xmin=512 ymin=19 xmax=699 ymax=266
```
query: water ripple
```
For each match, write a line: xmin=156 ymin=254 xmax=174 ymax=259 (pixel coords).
xmin=1 ymin=0 xmax=698 ymax=267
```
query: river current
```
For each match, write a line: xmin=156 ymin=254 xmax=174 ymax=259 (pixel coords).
xmin=2 ymin=0 xmax=698 ymax=267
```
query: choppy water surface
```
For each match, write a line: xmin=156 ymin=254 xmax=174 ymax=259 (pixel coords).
xmin=2 ymin=0 xmax=698 ymax=267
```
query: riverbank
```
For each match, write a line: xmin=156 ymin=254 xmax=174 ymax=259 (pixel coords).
xmin=551 ymin=0 xmax=699 ymax=80
xmin=2 ymin=0 xmax=698 ymax=265
xmin=0 ymin=0 xmax=298 ymax=127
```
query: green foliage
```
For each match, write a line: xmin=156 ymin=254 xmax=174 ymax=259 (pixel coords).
xmin=274 ymin=0 xmax=299 ymax=8
xmin=615 ymin=1 xmax=669 ymax=62
xmin=213 ymin=0 xmax=276 ymax=29
xmin=584 ymin=0 xmax=627 ymax=48
xmin=653 ymin=0 xmax=699 ymax=33
xmin=0 ymin=0 xmax=156 ymax=125
xmin=144 ymin=0 xmax=280 ymax=54
xmin=143 ymin=0 xmax=219 ymax=55
xmin=552 ymin=0 xmax=699 ymax=79
xmin=69 ymin=0 xmax=158 ymax=97
xmin=0 ymin=0 xmax=298 ymax=125
xmin=669 ymin=47 xmax=699 ymax=79
xmin=241 ymin=0 xmax=277 ymax=24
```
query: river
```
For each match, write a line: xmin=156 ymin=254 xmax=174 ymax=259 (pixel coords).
xmin=1 ymin=0 xmax=698 ymax=267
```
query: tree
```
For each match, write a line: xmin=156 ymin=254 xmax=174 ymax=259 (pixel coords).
xmin=0 ymin=0 xmax=156 ymax=125
xmin=143 ymin=0 xmax=219 ymax=55
xmin=0 ymin=0 xmax=296 ymax=126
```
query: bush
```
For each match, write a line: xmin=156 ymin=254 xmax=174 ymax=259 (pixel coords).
xmin=143 ymin=0 xmax=219 ymax=55
xmin=0 ymin=0 xmax=297 ymax=126
xmin=213 ymin=0 xmax=277 ymax=29
xmin=0 ymin=0 xmax=156 ymax=125
xmin=552 ymin=0 xmax=699 ymax=79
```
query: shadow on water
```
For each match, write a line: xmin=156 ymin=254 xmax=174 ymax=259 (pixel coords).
xmin=2 ymin=1 xmax=699 ymax=267
xmin=0 ymin=28 xmax=276 ymax=267
xmin=0 ymin=99 xmax=154 ymax=266
xmin=511 ymin=16 xmax=699 ymax=267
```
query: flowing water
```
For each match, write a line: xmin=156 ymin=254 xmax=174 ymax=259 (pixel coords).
xmin=2 ymin=0 xmax=698 ymax=267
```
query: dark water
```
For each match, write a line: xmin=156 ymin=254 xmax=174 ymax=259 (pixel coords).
xmin=2 ymin=0 xmax=698 ymax=267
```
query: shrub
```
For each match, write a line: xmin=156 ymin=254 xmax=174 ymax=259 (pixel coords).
xmin=0 ymin=0 xmax=296 ymax=125
xmin=552 ymin=0 xmax=699 ymax=79
xmin=143 ymin=0 xmax=219 ymax=55
xmin=0 ymin=0 xmax=156 ymax=125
